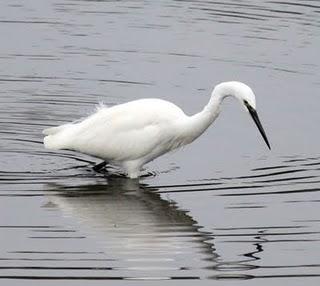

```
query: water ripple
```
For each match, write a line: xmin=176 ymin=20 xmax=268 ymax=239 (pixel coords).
xmin=1 ymin=0 xmax=320 ymax=282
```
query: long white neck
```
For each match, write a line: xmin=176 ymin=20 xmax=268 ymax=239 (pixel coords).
xmin=180 ymin=82 xmax=236 ymax=145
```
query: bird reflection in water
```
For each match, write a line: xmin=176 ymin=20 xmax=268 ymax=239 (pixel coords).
xmin=46 ymin=177 xmax=219 ymax=279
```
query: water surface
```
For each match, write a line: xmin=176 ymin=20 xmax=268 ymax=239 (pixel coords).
xmin=1 ymin=0 xmax=320 ymax=284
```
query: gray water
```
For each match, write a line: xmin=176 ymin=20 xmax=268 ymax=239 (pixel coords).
xmin=1 ymin=0 xmax=320 ymax=284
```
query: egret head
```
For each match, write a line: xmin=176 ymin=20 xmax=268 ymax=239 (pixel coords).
xmin=216 ymin=81 xmax=270 ymax=149
xmin=237 ymin=82 xmax=271 ymax=150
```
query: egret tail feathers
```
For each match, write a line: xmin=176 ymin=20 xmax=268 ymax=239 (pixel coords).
xmin=42 ymin=124 xmax=73 ymax=136
xmin=43 ymin=123 xmax=75 ymax=150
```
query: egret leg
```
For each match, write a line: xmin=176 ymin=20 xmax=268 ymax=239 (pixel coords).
xmin=108 ymin=172 xmax=128 ymax=179
xmin=93 ymin=161 xmax=108 ymax=172
xmin=140 ymin=171 xmax=156 ymax=178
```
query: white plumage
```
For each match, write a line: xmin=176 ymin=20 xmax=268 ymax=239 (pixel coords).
xmin=43 ymin=81 xmax=270 ymax=178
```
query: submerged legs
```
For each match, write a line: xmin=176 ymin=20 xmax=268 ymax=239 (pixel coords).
xmin=92 ymin=161 xmax=127 ymax=177
xmin=93 ymin=161 xmax=108 ymax=172
xmin=93 ymin=160 xmax=144 ymax=179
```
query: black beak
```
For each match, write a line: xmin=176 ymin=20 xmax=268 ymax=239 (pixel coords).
xmin=245 ymin=102 xmax=271 ymax=150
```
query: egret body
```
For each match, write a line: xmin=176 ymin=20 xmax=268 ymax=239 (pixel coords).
xmin=43 ymin=81 xmax=270 ymax=178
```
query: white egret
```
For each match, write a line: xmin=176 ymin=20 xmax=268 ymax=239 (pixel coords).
xmin=43 ymin=81 xmax=270 ymax=178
